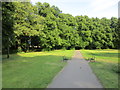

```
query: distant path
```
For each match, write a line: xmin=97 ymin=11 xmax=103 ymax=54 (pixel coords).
xmin=47 ymin=50 xmax=103 ymax=88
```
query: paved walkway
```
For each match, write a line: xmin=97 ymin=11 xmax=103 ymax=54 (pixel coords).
xmin=47 ymin=50 xmax=103 ymax=88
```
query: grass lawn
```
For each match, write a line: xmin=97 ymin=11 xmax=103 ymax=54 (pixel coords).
xmin=80 ymin=49 xmax=119 ymax=88
xmin=2 ymin=50 xmax=74 ymax=88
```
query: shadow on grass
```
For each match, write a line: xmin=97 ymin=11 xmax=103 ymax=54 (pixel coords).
xmin=2 ymin=53 xmax=71 ymax=62
xmin=84 ymin=52 xmax=119 ymax=58
xmin=93 ymin=52 xmax=118 ymax=57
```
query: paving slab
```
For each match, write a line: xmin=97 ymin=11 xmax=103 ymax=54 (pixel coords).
xmin=47 ymin=50 xmax=103 ymax=88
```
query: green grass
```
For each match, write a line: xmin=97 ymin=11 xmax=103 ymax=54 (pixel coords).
xmin=80 ymin=49 xmax=119 ymax=88
xmin=2 ymin=50 xmax=74 ymax=88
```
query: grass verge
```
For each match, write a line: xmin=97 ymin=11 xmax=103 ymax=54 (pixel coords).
xmin=2 ymin=50 xmax=74 ymax=88
xmin=80 ymin=49 xmax=119 ymax=88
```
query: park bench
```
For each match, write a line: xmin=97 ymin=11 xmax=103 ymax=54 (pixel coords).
xmin=63 ymin=56 xmax=69 ymax=61
xmin=89 ymin=56 xmax=96 ymax=62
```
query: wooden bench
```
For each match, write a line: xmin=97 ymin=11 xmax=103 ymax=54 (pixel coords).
xmin=89 ymin=56 xmax=96 ymax=62
xmin=63 ymin=56 xmax=69 ymax=61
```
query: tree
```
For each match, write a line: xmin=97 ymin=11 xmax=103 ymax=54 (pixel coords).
xmin=13 ymin=2 xmax=45 ymax=52
xmin=110 ymin=17 xmax=118 ymax=48
xmin=2 ymin=1 xmax=118 ymax=53
xmin=2 ymin=2 xmax=15 ymax=58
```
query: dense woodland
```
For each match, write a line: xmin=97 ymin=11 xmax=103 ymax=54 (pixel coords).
xmin=2 ymin=2 xmax=120 ymax=56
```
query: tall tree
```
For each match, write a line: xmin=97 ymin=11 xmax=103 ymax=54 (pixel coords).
xmin=2 ymin=2 xmax=15 ymax=58
xmin=13 ymin=2 xmax=45 ymax=52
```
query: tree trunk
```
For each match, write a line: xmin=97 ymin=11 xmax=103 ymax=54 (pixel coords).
xmin=7 ymin=47 xmax=9 ymax=58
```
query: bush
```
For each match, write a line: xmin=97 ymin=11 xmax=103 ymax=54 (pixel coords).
xmin=42 ymin=48 xmax=51 ymax=51
xmin=62 ymin=47 xmax=66 ymax=50
xmin=17 ymin=47 xmax=22 ymax=52
xmin=70 ymin=47 xmax=75 ymax=50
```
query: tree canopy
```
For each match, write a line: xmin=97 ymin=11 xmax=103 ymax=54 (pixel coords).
xmin=2 ymin=1 xmax=119 ymax=56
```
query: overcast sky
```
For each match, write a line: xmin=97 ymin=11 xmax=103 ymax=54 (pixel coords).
xmin=31 ymin=0 xmax=119 ymax=19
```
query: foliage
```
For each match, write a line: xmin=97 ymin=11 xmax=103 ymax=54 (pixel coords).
xmin=2 ymin=2 xmax=119 ymax=54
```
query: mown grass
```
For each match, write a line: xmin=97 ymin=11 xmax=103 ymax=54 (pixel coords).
xmin=2 ymin=50 xmax=74 ymax=88
xmin=80 ymin=49 xmax=119 ymax=88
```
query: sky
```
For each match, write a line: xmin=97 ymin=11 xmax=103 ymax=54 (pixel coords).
xmin=31 ymin=0 xmax=119 ymax=19
xmin=118 ymin=1 xmax=120 ymax=18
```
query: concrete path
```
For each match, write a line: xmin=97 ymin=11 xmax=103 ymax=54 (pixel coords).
xmin=47 ymin=50 xmax=103 ymax=88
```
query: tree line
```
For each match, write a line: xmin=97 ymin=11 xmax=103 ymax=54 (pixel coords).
xmin=2 ymin=2 xmax=119 ymax=57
